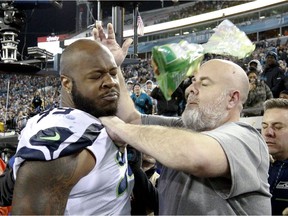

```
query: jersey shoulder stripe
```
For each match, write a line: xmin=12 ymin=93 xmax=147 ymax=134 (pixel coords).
xmin=16 ymin=108 xmax=103 ymax=161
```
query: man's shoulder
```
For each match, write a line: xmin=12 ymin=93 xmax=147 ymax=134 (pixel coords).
xmin=208 ymin=121 xmax=262 ymax=137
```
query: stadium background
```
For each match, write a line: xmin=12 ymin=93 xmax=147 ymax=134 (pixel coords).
xmin=0 ymin=0 xmax=287 ymax=161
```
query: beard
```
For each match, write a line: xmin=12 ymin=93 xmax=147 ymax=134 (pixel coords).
xmin=182 ymin=91 xmax=229 ymax=132
xmin=71 ymin=80 xmax=117 ymax=118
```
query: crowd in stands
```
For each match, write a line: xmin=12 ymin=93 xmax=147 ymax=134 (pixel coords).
xmin=106 ymin=1 xmax=251 ymax=32
xmin=1 ymin=36 xmax=288 ymax=132
xmin=124 ymin=37 xmax=288 ymax=116
xmin=0 ymin=75 xmax=60 ymax=131
xmin=154 ymin=1 xmax=249 ymax=24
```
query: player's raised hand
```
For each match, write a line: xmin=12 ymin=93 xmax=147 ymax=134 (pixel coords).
xmin=93 ymin=23 xmax=133 ymax=66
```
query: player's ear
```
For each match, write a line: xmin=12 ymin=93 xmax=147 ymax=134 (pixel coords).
xmin=61 ymin=75 xmax=72 ymax=93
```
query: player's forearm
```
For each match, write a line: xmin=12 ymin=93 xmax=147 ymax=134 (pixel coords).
xmin=117 ymin=67 xmax=141 ymax=124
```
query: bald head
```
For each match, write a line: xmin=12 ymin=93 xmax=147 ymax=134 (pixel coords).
xmin=200 ymin=59 xmax=249 ymax=104
xmin=60 ymin=39 xmax=114 ymax=77
xmin=184 ymin=59 xmax=250 ymax=129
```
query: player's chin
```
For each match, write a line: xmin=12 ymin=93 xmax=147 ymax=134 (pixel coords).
xmin=106 ymin=99 xmax=118 ymax=108
xmin=102 ymin=105 xmax=118 ymax=116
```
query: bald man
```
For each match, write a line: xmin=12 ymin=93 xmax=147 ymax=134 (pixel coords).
xmin=11 ymin=39 xmax=134 ymax=214
xmin=100 ymin=59 xmax=271 ymax=214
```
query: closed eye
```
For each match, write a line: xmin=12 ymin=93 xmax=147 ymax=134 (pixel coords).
xmin=89 ymin=74 xmax=101 ymax=80
xmin=274 ymin=126 xmax=284 ymax=130
xmin=109 ymin=69 xmax=118 ymax=79
xmin=201 ymin=81 xmax=209 ymax=86
xmin=261 ymin=123 xmax=268 ymax=129
xmin=110 ymin=73 xmax=117 ymax=78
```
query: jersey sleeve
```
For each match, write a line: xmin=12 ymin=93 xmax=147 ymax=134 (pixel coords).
xmin=14 ymin=108 xmax=103 ymax=177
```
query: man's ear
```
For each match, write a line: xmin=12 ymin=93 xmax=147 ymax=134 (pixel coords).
xmin=227 ymin=90 xmax=240 ymax=109
xmin=61 ymin=75 xmax=72 ymax=93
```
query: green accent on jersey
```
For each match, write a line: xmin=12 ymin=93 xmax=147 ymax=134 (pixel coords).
xmin=40 ymin=132 xmax=61 ymax=141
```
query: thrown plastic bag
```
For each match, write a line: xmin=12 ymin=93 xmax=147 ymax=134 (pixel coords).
xmin=202 ymin=19 xmax=255 ymax=59
xmin=152 ymin=19 xmax=255 ymax=100
xmin=152 ymin=41 xmax=204 ymax=97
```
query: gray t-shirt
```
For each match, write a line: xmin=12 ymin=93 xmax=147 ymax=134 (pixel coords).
xmin=141 ymin=115 xmax=271 ymax=215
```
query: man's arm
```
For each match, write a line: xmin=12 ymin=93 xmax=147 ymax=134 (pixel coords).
xmin=100 ymin=116 xmax=229 ymax=178
xmin=11 ymin=149 xmax=95 ymax=214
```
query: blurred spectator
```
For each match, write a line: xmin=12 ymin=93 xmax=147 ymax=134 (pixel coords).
xmin=243 ymin=69 xmax=273 ymax=116
xmin=279 ymin=60 xmax=288 ymax=75
xmin=262 ymin=98 xmax=288 ymax=215
xmin=261 ymin=51 xmax=286 ymax=98
xmin=247 ymin=59 xmax=263 ymax=74
xmin=144 ymin=80 xmax=157 ymax=114
xmin=278 ymin=59 xmax=288 ymax=90
xmin=142 ymin=153 xmax=160 ymax=188
xmin=126 ymin=80 xmax=134 ymax=96
xmin=278 ymin=49 xmax=288 ymax=65
xmin=32 ymin=91 xmax=42 ymax=112
xmin=150 ymin=86 xmax=184 ymax=116
xmin=131 ymin=83 xmax=153 ymax=114
xmin=279 ymin=89 xmax=288 ymax=99
xmin=141 ymin=153 xmax=160 ymax=214
xmin=15 ymin=110 xmax=28 ymax=132
xmin=144 ymin=80 xmax=155 ymax=96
